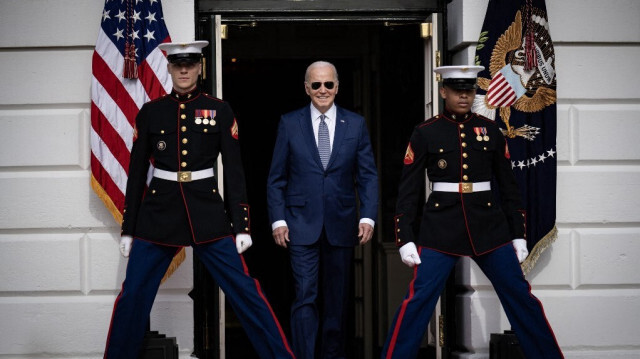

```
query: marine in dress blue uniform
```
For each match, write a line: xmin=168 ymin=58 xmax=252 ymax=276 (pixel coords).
xmin=104 ymin=41 xmax=294 ymax=359
xmin=381 ymin=66 xmax=563 ymax=359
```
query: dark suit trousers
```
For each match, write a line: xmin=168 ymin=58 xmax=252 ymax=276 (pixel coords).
xmin=289 ymin=229 xmax=354 ymax=359
xmin=104 ymin=236 xmax=294 ymax=359
xmin=381 ymin=245 xmax=563 ymax=359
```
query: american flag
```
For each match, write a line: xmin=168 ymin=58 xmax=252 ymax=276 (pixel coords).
xmin=91 ymin=0 xmax=184 ymax=276
xmin=90 ymin=0 xmax=171 ymax=223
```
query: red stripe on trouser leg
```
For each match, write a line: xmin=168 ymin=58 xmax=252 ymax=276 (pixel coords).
xmin=239 ymin=254 xmax=296 ymax=358
xmin=385 ymin=261 xmax=419 ymax=359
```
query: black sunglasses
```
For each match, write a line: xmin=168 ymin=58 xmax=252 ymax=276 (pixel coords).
xmin=310 ymin=81 xmax=336 ymax=90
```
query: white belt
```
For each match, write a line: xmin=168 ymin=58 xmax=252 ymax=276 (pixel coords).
xmin=153 ymin=168 xmax=214 ymax=182
xmin=432 ymin=181 xmax=491 ymax=193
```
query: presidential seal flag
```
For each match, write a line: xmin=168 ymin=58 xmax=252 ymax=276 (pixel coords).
xmin=472 ymin=0 xmax=557 ymax=273
xmin=90 ymin=0 xmax=184 ymax=278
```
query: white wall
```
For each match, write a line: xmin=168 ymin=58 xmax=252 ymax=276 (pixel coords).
xmin=2 ymin=0 xmax=639 ymax=358
xmin=448 ymin=1 xmax=640 ymax=358
xmin=0 ymin=0 xmax=195 ymax=358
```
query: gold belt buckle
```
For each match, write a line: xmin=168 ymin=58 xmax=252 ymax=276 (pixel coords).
xmin=459 ymin=182 xmax=473 ymax=193
xmin=178 ymin=171 xmax=192 ymax=182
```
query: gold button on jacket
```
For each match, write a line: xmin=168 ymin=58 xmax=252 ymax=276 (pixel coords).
xmin=394 ymin=110 xmax=525 ymax=256
xmin=121 ymin=87 xmax=250 ymax=246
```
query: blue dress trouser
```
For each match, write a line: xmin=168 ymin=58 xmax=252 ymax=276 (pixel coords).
xmin=289 ymin=230 xmax=354 ymax=359
xmin=381 ymin=244 xmax=563 ymax=359
xmin=104 ymin=236 xmax=294 ymax=359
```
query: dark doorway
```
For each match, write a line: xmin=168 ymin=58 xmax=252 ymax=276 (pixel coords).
xmin=196 ymin=19 xmax=438 ymax=358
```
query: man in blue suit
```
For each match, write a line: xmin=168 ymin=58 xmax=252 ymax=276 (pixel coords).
xmin=267 ymin=61 xmax=379 ymax=359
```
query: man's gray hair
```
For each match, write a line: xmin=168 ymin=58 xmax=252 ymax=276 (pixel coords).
xmin=305 ymin=61 xmax=339 ymax=83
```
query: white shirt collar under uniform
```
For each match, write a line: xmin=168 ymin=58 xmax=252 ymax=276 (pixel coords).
xmin=310 ymin=104 xmax=337 ymax=150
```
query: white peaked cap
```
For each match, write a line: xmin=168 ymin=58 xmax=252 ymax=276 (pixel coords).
xmin=158 ymin=41 xmax=209 ymax=63
xmin=434 ymin=65 xmax=485 ymax=89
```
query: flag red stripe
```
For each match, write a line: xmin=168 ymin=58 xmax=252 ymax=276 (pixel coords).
xmin=501 ymin=93 xmax=517 ymax=107
xmin=488 ymin=75 xmax=506 ymax=89
xmin=487 ymin=76 xmax=508 ymax=100
xmin=491 ymin=88 xmax=516 ymax=107
xmin=487 ymin=74 xmax=506 ymax=89
xmin=488 ymin=90 xmax=508 ymax=103
xmin=91 ymin=153 xmax=126 ymax=211
xmin=488 ymin=82 xmax=508 ymax=100
xmin=487 ymin=74 xmax=518 ymax=107
xmin=91 ymin=102 xmax=131 ymax=174
xmin=92 ymin=51 xmax=140 ymax=126
xmin=138 ymin=59 xmax=168 ymax=100
xmin=492 ymin=88 xmax=515 ymax=106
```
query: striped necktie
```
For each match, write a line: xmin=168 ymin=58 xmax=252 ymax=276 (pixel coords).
xmin=318 ymin=114 xmax=331 ymax=169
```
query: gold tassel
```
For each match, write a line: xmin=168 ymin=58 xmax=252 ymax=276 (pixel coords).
xmin=521 ymin=225 xmax=558 ymax=275
xmin=123 ymin=43 xmax=138 ymax=79
xmin=523 ymin=0 xmax=538 ymax=71
xmin=90 ymin=175 xmax=123 ymax=225
xmin=122 ymin=0 xmax=137 ymax=79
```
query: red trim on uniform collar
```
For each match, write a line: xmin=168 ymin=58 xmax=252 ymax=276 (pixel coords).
xmin=442 ymin=109 xmax=474 ymax=123
xmin=171 ymin=87 xmax=201 ymax=102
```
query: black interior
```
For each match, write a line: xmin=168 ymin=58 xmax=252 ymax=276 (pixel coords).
xmin=196 ymin=20 xmax=427 ymax=358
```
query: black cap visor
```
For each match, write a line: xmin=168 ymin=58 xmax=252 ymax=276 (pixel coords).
xmin=443 ymin=78 xmax=477 ymax=90
xmin=167 ymin=52 xmax=202 ymax=64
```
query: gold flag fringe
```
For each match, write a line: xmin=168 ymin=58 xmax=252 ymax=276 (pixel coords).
xmin=162 ymin=248 xmax=186 ymax=283
xmin=91 ymin=175 xmax=123 ymax=225
xmin=90 ymin=175 xmax=184 ymax=283
xmin=521 ymin=225 xmax=557 ymax=275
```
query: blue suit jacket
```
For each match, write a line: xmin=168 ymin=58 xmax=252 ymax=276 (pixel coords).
xmin=267 ymin=105 xmax=378 ymax=247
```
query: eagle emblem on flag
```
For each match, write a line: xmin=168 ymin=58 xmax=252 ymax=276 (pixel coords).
xmin=473 ymin=8 xmax=556 ymax=142
xmin=472 ymin=0 xmax=558 ymax=273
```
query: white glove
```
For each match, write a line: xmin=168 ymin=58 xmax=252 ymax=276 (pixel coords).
xmin=119 ymin=235 xmax=133 ymax=258
xmin=236 ymin=233 xmax=253 ymax=254
xmin=512 ymin=239 xmax=528 ymax=263
xmin=399 ymin=242 xmax=421 ymax=267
